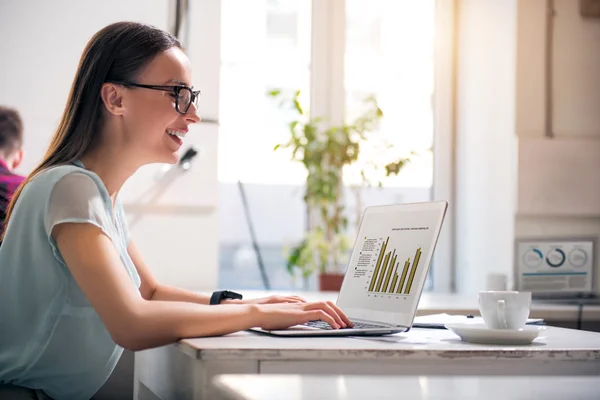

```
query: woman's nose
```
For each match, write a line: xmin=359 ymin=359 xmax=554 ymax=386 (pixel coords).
xmin=185 ymin=103 xmax=201 ymax=123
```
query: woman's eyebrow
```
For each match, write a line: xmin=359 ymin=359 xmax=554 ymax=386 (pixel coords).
xmin=164 ymin=78 xmax=190 ymax=86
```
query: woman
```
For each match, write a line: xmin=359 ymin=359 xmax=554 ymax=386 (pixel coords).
xmin=0 ymin=22 xmax=351 ymax=400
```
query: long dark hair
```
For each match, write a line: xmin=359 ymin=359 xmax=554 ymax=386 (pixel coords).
xmin=1 ymin=21 xmax=181 ymax=239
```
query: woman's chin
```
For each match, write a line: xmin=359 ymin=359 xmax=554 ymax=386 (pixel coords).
xmin=149 ymin=151 xmax=179 ymax=165
xmin=164 ymin=153 xmax=180 ymax=165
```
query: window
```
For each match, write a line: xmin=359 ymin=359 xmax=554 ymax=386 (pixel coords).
xmin=219 ymin=0 xmax=312 ymax=290
xmin=219 ymin=0 xmax=439 ymax=292
xmin=218 ymin=0 xmax=311 ymax=185
xmin=344 ymin=0 xmax=434 ymax=190
xmin=343 ymin=0 xmax=435 ymax=289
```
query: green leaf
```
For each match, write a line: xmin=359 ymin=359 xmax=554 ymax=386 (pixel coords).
xmin=274 ymin=144 xmax=281 ymax=151
xmin=289 ymin=120 xmax=298 ymax=132
xmin=286 ymin=239 xmax=307 ymax=275
xmin=293 ymin=99 xmax=304 ymax=115
xmin=267 ymin=89 xmax=281 ymax=97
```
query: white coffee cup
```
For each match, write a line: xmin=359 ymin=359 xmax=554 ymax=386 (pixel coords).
xmin=478 ymin=291 xmax=531 ymax=330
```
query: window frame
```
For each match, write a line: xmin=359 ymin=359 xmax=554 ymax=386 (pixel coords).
xmin=310 ymin=0 xmax=455 ymax=292
xmin=212 ymin=0 xmax=456 ymax=292
xmin=429 ymin=0 xmax=456 ymax=292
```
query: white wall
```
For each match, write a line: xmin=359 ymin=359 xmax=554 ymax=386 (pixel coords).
xmin=517 ymin=0 xmax=600 ymax=138
xmin=454 ymin=0 xmax=518 ymax=294
xmin=0 ymin=0 xmax=220 ymax=291
xmin=515 ymin=0 xmax=600 ymax=291
xmin=454 ymin=0 xmax=600 ymax=294
xmin=553 ymin=0 xmax=600 ymax=138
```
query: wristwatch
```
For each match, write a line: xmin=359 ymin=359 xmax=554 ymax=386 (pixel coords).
xmin=210 ymin=290 xmax=243 ymax=305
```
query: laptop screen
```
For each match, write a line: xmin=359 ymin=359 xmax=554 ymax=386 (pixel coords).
xmin=336 ymin=201 xmax=447 ymax=328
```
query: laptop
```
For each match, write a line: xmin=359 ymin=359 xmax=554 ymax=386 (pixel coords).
xmin=248 ymin=200 xmax=448 ymax=337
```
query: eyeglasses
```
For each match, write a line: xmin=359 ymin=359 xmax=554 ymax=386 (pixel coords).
xmin=112 ymin=81 xmax=201 ymax=115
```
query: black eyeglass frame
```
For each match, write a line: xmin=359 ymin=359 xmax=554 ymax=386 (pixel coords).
xmin=112 ymin=81 xmax=201 ymax=115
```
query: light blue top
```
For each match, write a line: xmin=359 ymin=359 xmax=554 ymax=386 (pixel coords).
xmin=0 ymin=161 xmax=141 ymax=400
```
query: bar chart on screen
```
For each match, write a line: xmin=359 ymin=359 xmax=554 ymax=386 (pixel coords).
xmin=367 ymin=237 xmax=422 ymax=296
xmin=337 ymin=206 xmax=441 ymax=314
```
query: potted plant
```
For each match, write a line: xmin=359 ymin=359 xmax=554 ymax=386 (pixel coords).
xmin=269 ymin=89 xmax=410 ymax=291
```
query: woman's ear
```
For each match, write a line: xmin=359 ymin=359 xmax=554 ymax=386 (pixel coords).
xmin=100 ymin=83 xmax=126 ymax=116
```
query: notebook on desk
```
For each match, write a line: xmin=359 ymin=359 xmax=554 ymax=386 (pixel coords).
xmin=411 ymin=313 xmax=544 ymax=330
xmin=248 ymin=201 xmax=448 ymax=337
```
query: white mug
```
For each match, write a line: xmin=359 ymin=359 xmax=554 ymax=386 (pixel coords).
xmin=478 ymin=291 xmax=531 ymax=330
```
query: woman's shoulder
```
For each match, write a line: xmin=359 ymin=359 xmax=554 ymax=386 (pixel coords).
xmin=23 ymin=164 xmax=107 ymax=200
xmin=30 ymin=164 xmax=97 ymax=187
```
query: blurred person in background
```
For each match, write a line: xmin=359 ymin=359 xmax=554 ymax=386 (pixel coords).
xmin=0 ymin=105 xmax=25 ymax=242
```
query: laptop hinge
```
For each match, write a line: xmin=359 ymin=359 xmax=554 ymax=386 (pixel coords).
xmin=351 ymin=317 xmax=403 ymax=328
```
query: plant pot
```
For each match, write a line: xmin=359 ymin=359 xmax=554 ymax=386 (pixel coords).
xmin=319 ymin=273 xmax=345 ymax=291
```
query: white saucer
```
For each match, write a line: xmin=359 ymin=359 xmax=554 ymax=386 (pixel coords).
xmin=445 ymin=323 xmax=548 ymax=345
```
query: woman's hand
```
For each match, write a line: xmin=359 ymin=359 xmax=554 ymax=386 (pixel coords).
xmin=252 ymin=301 xmax=353 ymax=330
xmin=238 ymin=295 xmax=307 ymax=305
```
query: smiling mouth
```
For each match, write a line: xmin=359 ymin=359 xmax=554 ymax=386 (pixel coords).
xmin=166 ymin=129 xmax=186 ymax=146
xmin=166 ymin=129 xmax=187 ymax=139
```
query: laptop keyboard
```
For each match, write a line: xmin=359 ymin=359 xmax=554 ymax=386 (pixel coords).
xmin=304 ymin=320 xmax=388 ymax=330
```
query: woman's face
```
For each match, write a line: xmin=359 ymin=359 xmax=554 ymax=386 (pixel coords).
xmin=119 ymin=47 xmax=200 ymax=165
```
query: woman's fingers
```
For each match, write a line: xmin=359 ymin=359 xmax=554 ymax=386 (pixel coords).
xmin=305 ymin=301 xmax=346 ymax=328
xmin=281 ymin=296 xmax=305 ymax=303
xmin=258 ymin=300 xmax=351 ymax=330
xmin=308 ymin=309 xmax=339 ymax=329
xmin=322 ymin=302 xmax=346 ymax=328
xmin=328 ymin=302 xmax=353 ymax=327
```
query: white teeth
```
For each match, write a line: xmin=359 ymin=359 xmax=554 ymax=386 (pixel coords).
xmin=167 ymin=129 xmax=186 ymax=139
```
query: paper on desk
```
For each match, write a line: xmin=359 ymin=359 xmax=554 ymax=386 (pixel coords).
xmin=412 ymin=313 xmax=543 ymax=329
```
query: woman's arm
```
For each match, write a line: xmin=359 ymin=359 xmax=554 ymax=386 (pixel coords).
xmin=53 ymin=223 xmax=351 ymax=351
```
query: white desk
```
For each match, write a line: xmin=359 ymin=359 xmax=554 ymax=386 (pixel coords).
xmin=135 ymin=326 xmax=600 ymax=400
xmin=212 ymin=374 xmax=600 ymax=400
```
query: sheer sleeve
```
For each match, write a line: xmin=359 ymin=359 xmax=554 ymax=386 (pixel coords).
xmin=45 ymin=172 xmax=114 ymax=240
xmin=115 ymin=197 xmax=131 ymax=247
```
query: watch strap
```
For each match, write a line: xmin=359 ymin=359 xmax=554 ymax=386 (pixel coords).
xmin=210 ymin=290 xmax=243 ymax=305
